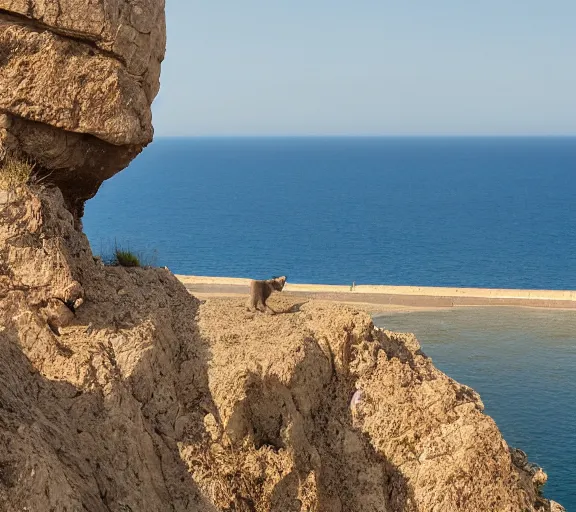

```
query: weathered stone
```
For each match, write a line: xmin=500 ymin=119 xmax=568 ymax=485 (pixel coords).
xmin=0 ymin=0 xmax=166 ymax=100
xmin=7 ymin=115 xmax=142 ymax=217
xmin=0 ymin=0 xmax=165 ymax=218
xmin=41 ymin=297 xmax=76 ymax=334
xmin=0 ymin=112 xmax=10 ymax=129
xmin=0 ymin=21 xmax=151 ymax=146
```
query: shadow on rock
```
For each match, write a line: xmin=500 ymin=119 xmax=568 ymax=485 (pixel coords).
xmin=0 ymin=267 xmax=220 ymax=511
xmin=173 ymin=306 xmax=415 ymax=512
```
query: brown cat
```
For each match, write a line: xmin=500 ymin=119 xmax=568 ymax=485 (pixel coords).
xmin=246 ymin=275 xmax=287 ymax=314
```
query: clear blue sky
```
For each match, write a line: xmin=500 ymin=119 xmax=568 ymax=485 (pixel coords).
xmin=153 ymin=1 xmax=576 ymax=136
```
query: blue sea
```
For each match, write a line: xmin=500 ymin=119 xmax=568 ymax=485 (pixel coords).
xmin=84 ymin=137 xmax=576 ymax=508
xmin=84 ymin=137 xmax=576 ymax=289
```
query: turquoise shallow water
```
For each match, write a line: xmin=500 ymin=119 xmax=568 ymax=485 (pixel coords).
xmin=373 ymin=307 xmax=576 ymax=509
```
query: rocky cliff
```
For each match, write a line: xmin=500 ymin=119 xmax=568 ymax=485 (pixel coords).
xmin=0 ymin=0 xmax=165 ymax=221
xmin=0 ymin=185 xmax=562 ymax=511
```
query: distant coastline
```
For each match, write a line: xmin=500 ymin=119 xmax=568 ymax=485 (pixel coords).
xmin=177 ymin=275 xmax=576 ymax=310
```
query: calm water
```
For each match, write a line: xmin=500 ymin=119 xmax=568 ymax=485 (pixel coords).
xmin=84 ymin=137 xmax=576 ymax=288
xmin=374 ymin=308 xmax=576 ymax=509
xmin=84 ymin=138 xmax=576 ymax=507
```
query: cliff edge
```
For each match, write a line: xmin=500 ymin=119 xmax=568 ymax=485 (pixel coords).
xmin=0 ymin=185 xmax=562 ymax=511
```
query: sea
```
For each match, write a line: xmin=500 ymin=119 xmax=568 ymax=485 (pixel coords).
xmin=84 ymin=137 xmax=576 ymax=508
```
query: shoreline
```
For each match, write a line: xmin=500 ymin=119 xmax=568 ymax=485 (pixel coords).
xmin=176 ymin=275 xmax=576 ymax=311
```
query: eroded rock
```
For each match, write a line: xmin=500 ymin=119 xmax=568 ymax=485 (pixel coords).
xmin=2 ymin=0 xmax=165 ymax=100
xmin=0 ymin=0 xmax=165 ymax=218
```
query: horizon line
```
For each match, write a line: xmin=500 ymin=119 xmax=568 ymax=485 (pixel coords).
xmin=153 ymin=134 xmax=576 ymax=139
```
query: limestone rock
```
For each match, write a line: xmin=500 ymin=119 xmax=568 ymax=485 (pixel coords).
xmin=0 ymin=0 xmax=165 ymax=217
xmin=2 ymin=0 xmax=165 ymax=100
xmin=0 ymin=21 xmax=151 ymax=146
xmin=550 ymin=501 xmax=567 ymax=512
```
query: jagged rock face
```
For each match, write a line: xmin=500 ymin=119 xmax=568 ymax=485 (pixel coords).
xmin=1 ymin=186 xmax=214 ymax=511
xmin=0 ymin=0 xmax=165 ymax=217
xmin=0 ymin=186 xmax=561 ymax=512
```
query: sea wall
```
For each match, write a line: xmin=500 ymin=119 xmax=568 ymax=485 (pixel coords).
xmin=177 ymin=275 xmax=576 ymax=309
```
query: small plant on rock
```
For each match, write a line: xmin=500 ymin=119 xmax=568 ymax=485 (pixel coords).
xmin=96 ymin=239 xmax=159 ymax=268
xmin=114 ymin=248 xmax=141 ymax=268
xmin=0 ymin=154 xmax=35 ymax=191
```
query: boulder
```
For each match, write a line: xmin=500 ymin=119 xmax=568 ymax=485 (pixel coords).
xmin=0 ymin=0 xmax=165 ymax=220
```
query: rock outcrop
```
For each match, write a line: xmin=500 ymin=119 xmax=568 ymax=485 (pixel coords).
xmin=0 ymin=185 xmax=563 ymax=511
xmin=0 ymin=0 xmax=166 ymax=220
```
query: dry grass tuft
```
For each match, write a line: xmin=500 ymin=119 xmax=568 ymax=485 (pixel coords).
xmin=0 ymin=154 xmax=35 ymax=190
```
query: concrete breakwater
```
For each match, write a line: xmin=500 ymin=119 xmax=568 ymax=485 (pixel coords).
xmin=177 ymin=275 xmax=576 ymax=309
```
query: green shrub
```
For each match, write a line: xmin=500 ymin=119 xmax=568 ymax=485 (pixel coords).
xmin=114 ymin=249 xmax=141 ymax=267
xmin=95 ymin=239 xmax=160 ymax=268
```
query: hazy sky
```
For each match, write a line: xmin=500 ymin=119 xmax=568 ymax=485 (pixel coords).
xmin=153 ymin=1 xmax=576 ymax=136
